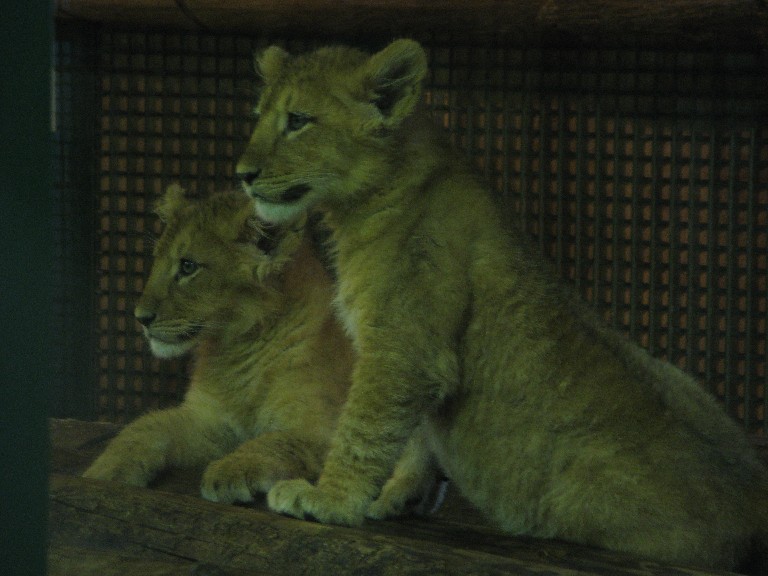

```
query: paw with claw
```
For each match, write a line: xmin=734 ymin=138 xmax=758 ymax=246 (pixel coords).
xmin=267 ymin=478 xmax=371 ymax=526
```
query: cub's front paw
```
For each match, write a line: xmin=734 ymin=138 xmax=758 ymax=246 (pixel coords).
xmin=82 ymin=454 xmax=153 ymax=487
xmin=267 ymin=479 xmax=368 ymax=526
xmin=366 ymin=485 xmax=415 ymax=520
xmin=201 ymin=457 xmax=265 ymax=504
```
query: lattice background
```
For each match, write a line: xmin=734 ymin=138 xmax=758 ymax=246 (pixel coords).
xmin=53 ymin=23 xmax=767 ymax=434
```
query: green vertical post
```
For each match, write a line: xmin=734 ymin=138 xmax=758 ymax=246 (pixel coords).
xmin=0 ymin=2 xmax=53 ymax=575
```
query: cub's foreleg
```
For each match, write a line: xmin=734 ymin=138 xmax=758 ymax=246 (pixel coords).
xmin=83 ymin=405 xmax=235 ymax=486
xmin=268 ymin=343 xmax=456 ymax=525
xmin=200 ymin=432 xmax=328 ymax=504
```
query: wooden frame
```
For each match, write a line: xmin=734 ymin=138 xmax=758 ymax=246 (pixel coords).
xmin=56 ymin=0 xmax=768 ymax=48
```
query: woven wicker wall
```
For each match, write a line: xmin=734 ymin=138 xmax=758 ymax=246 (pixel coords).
xmin=53 ymin=23 xmax=768 ymax=434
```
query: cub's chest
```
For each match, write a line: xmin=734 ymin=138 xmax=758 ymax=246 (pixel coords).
xmin=330 ymin=224 xmax=426 ymax=346
xmin=330 ymin=247 xmax=400 ymax=347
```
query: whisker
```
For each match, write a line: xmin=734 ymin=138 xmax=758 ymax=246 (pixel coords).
xmin=144 ymin=231 xmax=159 ymax=249
xmin=237 ymin=84 xmax=263 ymax=99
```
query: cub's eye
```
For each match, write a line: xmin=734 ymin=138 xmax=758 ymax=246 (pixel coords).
xmin=178 ymin=258 xmax=199 ymax=278
xmin=286 ymin=112 xmax=313 ymax=133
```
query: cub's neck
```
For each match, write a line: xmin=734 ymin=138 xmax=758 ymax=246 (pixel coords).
xmin=322 ymin=113 xmax=462 ymax=243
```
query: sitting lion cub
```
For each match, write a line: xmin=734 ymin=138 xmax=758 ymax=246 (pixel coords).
xmin=83 ymin=185 xmax=358 ymax=504
xmin=236 ymin=40 xmax=768 ymax=573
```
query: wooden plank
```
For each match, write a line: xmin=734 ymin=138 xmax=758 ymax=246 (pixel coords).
xmin=49 ymin=545 xmax=255 ymax=576
xmin=49 ymin=473 xmax=738 ymax=576
xmin=49 ymin=419 xmax=746 ymax=576
xmin=55 ymin=0 xmax=193 ymax=29
xmin=53 ymin=0 xmax=768 ymax=49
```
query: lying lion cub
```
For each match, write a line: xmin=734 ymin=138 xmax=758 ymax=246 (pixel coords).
xmin=83 ymin=185 xmax=359 ymax=503
xmin=236 ymin=40 xmax=768 ymax=572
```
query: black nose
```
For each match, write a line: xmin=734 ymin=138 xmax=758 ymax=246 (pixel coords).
xmin=136 ymin=313 xmax=156 ymax=327
xmin=238 ymin=169 xmax=262 ymax=186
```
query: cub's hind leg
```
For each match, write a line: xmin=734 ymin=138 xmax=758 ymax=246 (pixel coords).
xmin=83 ymin=404 xmax=237 ymax=487
xmin=541 ymin=454 xmax=753 ymax=571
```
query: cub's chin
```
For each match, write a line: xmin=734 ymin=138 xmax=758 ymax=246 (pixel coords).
xmin=254 ymin=198 xmax=308 ymax=225
xmin=147 ymin=337 xmax=195 ymax=359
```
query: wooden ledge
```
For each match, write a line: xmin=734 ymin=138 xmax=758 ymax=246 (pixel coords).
xmin=55 ymin=0 xmax=768 ymax=50
xmin=49 ymin=419 xmax=750 ymax=576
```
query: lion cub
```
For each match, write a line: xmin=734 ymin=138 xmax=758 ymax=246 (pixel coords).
xmin=236 ymin=40 xmax=768 ymax=572
xmin=83 ymin=185 xmax=357 ymax=504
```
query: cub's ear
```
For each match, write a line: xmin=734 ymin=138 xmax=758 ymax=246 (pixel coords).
xmin=247 ymin=219 xmax=282 ymax=256
xmin=155 ymin=183 xmax=187 ymax=222
xmin=359 ymin=39 xmax=427 ymax=127
xmin=255 ymin=45 xmax=290 ymax=81
xmin=241 ymin=213 xmax=307 ymax=282
xmin=243 ymin=212 xmax=306 ymax=255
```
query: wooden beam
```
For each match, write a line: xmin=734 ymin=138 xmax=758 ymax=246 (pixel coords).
xmin=50 ymin=420 xmax=750 ymax=576
xmin=49 ymin=546 xmax=251 ymax=576
xmin=54 ymin=0 xmax=768 ymax=49
xmin=49 ymin=473 xmax=738 ymax=576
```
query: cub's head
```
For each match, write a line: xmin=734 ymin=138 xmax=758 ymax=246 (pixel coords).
xmin=236 ymin=39 xmax=428 ymax=223
xmin=135 ymin=184 xmax=302 ymax=358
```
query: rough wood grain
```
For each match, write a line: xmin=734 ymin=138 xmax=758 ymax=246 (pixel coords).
xmin=49 ymin=419 xmax=749 ymax=576
xmin=54 ymin=0 xmax=768 ymax=49
xmin=49 ymin=545 xmax=254 ymax=576
xmin=49 ymin=473 xmax=739 ymax=576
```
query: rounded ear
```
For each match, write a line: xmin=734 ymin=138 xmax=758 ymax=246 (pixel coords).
xmin=241 ymin=213 xmax=306 ymax=282
xmin=155 ymin=183 xmax=187 ymax=222
xmin=244 ymin=212 xmax=306 ymax=255
xmin=255 ymin=45 xmax=290 ymax=81
xmin=359 ymin=39 xmax=428 ymax=127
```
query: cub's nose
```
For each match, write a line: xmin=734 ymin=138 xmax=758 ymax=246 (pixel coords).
xmin=237 ymin=168 xmax=262 ymax=186
xmin=135 ymin=312 xmax=156 ymax=327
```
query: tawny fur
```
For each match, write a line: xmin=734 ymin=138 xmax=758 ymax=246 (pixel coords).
xmin=83 ymin=186 xmax=356 ymax=504
xmin=235 ymin=40 xmax=768 ymax=573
